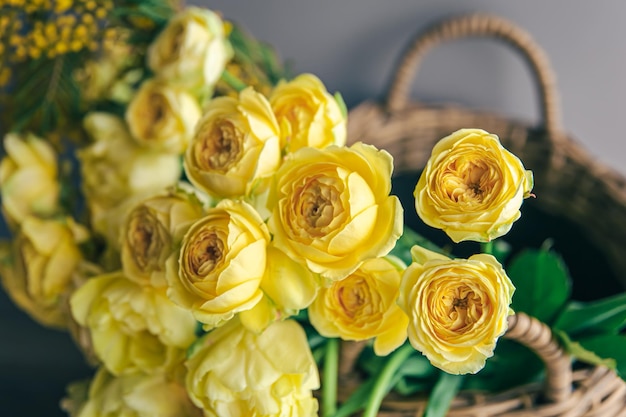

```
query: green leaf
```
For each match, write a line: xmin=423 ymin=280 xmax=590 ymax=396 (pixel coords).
xmin=463 ymin=338 xmax=543 ymax=392
xmin=553 ymin=292 xmax=626 ymax=337
xmin=507 ymin=248 xmax=571 ymax=324
xmin=393 ymin=355 xmax=439 ymax=395
xmin=186 ymin=328 xmax=208 ymax=358
xmin=357 ymin=345 xmax=437 ymax=396
xmin=357 ymin=345 xmax=388 ymax=376
xmin=556 ymin=331 xmax=616 ymax=370
xmin=491 ymin=239 xmax=513 ymax=264
xmin=392 ymin=355 xmax=439 ymax=395
xmin=334 ymin=92 xmax=348 ymax=119
xmin=332 ymin=377 xmax=376 ymax=417
xmin=334 ymin=368 xmax=426 ymax=416
xmin=424 ymin=372 xmax=464 ymax=417
xmin=258 ymin=44 xmax=285 ymax=84
xmin=312 ymin=345 xmax=326 ymax=365
xmin=396 ymin=354 xmax=437 ymax=378
xmin=576 ymin=334 xmax=626 ymax=379
xmin=389 ymin=235 xmax=414 ymax=267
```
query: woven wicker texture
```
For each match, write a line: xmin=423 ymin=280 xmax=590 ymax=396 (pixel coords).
xmin=347 ymin=13 xmax=626 ymax=290
xmin=337 ymin=313 xmax=626 ymax=416
xmin=344 ymin=13 xmax=626 ymax=416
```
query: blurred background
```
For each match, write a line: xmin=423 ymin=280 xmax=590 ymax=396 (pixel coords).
xmin=206 ymin=0 xmax=626 ymax=176
xmin=1 ymin=1 xmax=624 ymax=416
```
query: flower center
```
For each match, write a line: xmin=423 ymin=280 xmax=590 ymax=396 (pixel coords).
xmin=304 ymin=191 xmax=331 ymax=227
xmin=164 ymin=23 xmax=184 ymax=63
xmin=440 ymin=284 xmax=484 ymax=332
xmin=297 ymin=179 xmax=340 ymax=234
xmin=453 ymin=295 xmax=469 ymax=309
xmin=336 ymin=277 xmax=372 ymax=318
xmin=441 ymin=158 xmax=495 ymax=203
xmin=189 ymin=231 xmax=224 ymax=276
xmin=142 ymin=92 xmax=168 ymax=139
xmin=127 ymin=207 xmax=165 ymax=272
xmin=197 ymin=120 xmax=243 ymax=173
xmin=131 ymin=223 xmax=155 ymax=269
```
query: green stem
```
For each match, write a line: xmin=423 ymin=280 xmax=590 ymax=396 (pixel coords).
xmin=481 ymin=240 xmax=494 ymax=255
xmin=322 ymin=338 xmax=339 ymax=417
xmin=221 ymin=69 xmax=248 ymax=92
xmin=362 ymin=343 xmax=414 ymax=417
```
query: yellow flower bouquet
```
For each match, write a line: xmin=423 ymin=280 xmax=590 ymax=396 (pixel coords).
xmin=1 ymin=2 xmax=626 ymax=417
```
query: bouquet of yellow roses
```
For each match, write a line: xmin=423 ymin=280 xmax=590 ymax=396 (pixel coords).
xmin=1 ymin=2 xmax=625 ymax=417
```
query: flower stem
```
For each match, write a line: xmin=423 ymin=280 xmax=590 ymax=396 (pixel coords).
xmin=322 ymin=338 xmax=339 ymax=417
xmin=221 ymin=69 xmax=248 ymax=92
xmin=362 ymin=343 xmax=414 ymax=417
xmin=481 ymin=240 xmax=494 ymax=255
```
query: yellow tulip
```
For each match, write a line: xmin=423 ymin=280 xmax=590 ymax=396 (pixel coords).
xmin=70 ymin=272 xmax=197 ymax=375
xmin=0 ymin=216 xmax=86 ymax=328
xmin=0 ymin=133 xmax=59 ymax=227
xmin=186 ymin=318 xmax=319 ymax=417
xmin=66 ymin=367 xmax=202 ymax=417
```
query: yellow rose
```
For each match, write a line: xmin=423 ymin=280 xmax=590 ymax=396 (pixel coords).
xmin=398 ymin=246 xmax=515 ymax=374
xmin=147 ymin=7 xmax=232 ymax=91
xmin=126 ymin=78 xmax=201 ymax=153
xmin=79 ymin=112 xmax=182 ymax=247
xmin=0 ymin=216 xmax=86 ymax=328
xmin=414 ymin=128 xmax=534 ymax=243
xmin=309 ymin=256 xmax=408 ymax=356
xmin=166 ymin=199 xmax=269 ymax=329
xmin=238 ymin=245 xmax=321 ymax=333
xmin=0 ymin=132 xmax=59 ymax=227
xmin=121 ymin=186 xmax=205 ymax=288
xmin=268 ymin=142 xmax=403 ymax=281
xmin=70 ymin=272 xmax=197 ymax=376
xmin=184 ymin=87 xmax=281 ymax=199
xmin=68 ymin=367 xmax=202 ymax=417
xmin=186 ymin=318 xmax=319 ymax=417
xmin=270 ymin=73 xmax=346 ymax=152
xmin=261 ymin=245 xmax=319 ymax=313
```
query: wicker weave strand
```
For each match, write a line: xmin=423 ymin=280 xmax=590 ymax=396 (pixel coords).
xmin=385 ymin=13 xmax=562 ymax=138
xmin=503 ymin=313 xmax=572 ymax=403
xmin=337 ymin=313 xmax=626 ymax=416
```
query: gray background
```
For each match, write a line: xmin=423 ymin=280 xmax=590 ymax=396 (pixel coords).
xmin=1 ymin=1 xmax=624 ymax=416
xmin=201 ymin=0 xmax=625 ymax=175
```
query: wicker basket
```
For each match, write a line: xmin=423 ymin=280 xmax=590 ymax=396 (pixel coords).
xmin=347 ymin=13 xmax=626 ymax=291
xmin=337 ymin=313 xmax=626 ymax=417
xmin=344 ymin=13 xmax=626 ymax=417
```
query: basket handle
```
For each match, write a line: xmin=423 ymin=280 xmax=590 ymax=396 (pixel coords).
xmin=385 ymin=13 xmax=562 ymax=137
xmin=503 ymin=312 xmax=572 ymax=402
xmin=338 ymin=312 xmax=573 ymax=406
